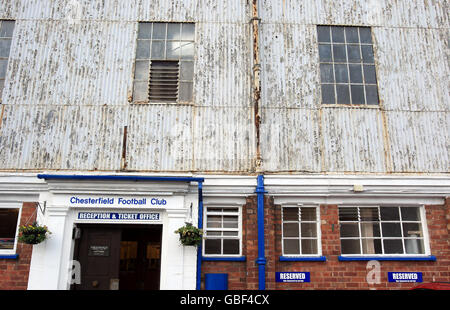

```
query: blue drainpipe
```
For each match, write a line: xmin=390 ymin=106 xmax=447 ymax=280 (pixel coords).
xmin=196 ymin=181 xmax=203 ymax=290
xmin=255 ymin=175 xmax=267 ymax=290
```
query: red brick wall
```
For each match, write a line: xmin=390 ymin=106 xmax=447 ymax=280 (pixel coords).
xmin=0 ymin=202 xmax=36 ymax=290
xmin=201 ymin=196 xmax=450 ymax=290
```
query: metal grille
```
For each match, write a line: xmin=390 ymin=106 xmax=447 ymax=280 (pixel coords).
xmin=149 ymin=61 xmax=179 ymax=102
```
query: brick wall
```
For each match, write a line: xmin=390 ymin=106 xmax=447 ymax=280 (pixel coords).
xmin=0 ymin=202 xmax=36 ymax=290
xmin=201 ymin=196 xmax=450 ymax=290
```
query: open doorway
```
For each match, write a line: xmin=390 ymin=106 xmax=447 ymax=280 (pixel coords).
xmin=73 ymin=224 xmax=162 ymax=290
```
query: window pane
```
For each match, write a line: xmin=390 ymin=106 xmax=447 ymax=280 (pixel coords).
xmin=359 ymin=27 xmax=372 ymax=44
xmin=167 ymin=23 xmax=181 ymax=40
xmin=339 ymin=207 xmax=358 ymax=221
xmin=380 ymin=207 xmax=400 ymax=221
xmin=223 ymin=231 xmax=238 ymax=236
xmin=223 ymin=239 xmax=239 ymax=255
xmin=321 ymin=84 xmax=335 ymax=104
xmin=223 ymin=215 xmax=238 ymax=228
xmin=345 ymin=27 xmax=359 ymax=43
xmin=405 ymin=239 xmax=424 ymax=254
xmin=283 ymin=223 xmax=299 ymax=237
xmin=207 ymin=215 xmax=222 ymax=228
xmin=351 ymin=85 xmax=364 ymax=104
xmin=181 ymin=24 xmax=195 ymax=41
xmin=284 ymin=239 xmax=300 ymax=255
xmin=0 ymin=21 xmax=15 ymax=37
xmin=204 ymin=239 xmax=221 ymax=254
xmin=301 ymin=239 xmax=317 ymax=254
xmin=136 ymin=40 xmax=150 ymax=59
xmin=349 ymin=64 xmax=363 ymax=83
xmin=0 ymin=39 xmax=12 ymax=57
xmin=340 ymin=223 xmax=359 ymax=237
xmin=382 ymin=223 xmax=402 ymax=237
xmin=133 ymin=81 xmax=148 ymax=101
xmin=360 ymin=207 xmax=379 ymax=221
xmin=180 ymin=61 xmax=194 ymax=80
xmin=152 ymin=23 xmax=166 ymax=40
xmin=362 ymin=239 xmax=382 ymax=254
xmin=0 ymin=79 xmax=4 ymax=98
xmin=361 ymin=45 xmax=374 ymax=63
xmin=363 ymin=65 xmax=377 ymax=84
xmin=317 ymin=26 xmax=330 ymax=43
xmin=331 ymin=26 xmax=345 ymax=43
xmin=134 ymin=60 xmax=149 ymax=80
xmin=341 ymin=239 xmax=361 ymax=254
xmin=179 ymin=82 xmax=193 ymax=102
xmin=336 ymin=85 xmax=350 ymax=104
xmin=0 ymin=59 xmax=7 ymax=78
xmin=166 ymin=41 xmax=180 ymax=59
xmin=402 ymin=223 xmax=422 ymax=237
xmin=151 ymin=41 xmax=165 ymax=59
xmin=318 ymin=44 xmax=332 ymax=62
xmin=0 ymin=208 xmax=19 ymax=250
xmin=334 ymin=64 xmax=348 ymax=83
xmin=361 ymin=223 xmax=381 ymax=237
xmin=283 ymin=207 xmax=298 ymax=221
xmin=383 ymin=239 xmax=403 ymax=254
xmin=180 ymin=42 xmax=194 ymax=59
xmin=332 ymin=45 xmax=346 ymax=62
xmin=138 ymin=23 xmax=152 ymax=39
xmin=206 ymin=231 xmax=221 ymax=236
xmin=347 ymin=45 xmax=361 ymax=62
xmin=401 ymin=207 xmax=420 ymax=221
xmin=365 ymin=85 xmax=379 ymax=105
xmin=320 ymin=64 xmax=334 ymax=83
xmin=300 ymin=207 xmax=316 ymax=221
xmin=301 ymin=223 xmax=317 ymax=237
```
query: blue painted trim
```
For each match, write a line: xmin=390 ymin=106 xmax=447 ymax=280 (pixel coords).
xmin=202 ymin=256 xmax=247 ymax=262
xmin=338 ymin=256 xmax=436 ymax=261
xmin=279 ymin=256 xmax=327 ymax=262
xmin=37 ymin=174 xmax=205 ymax=183
xmin=255 ymin=175 xmax=267 ymax=290
xmin=196 ymin=181 xmax=204 ymax=290
xmin=0 ymin=254 xmax=18 ymax=259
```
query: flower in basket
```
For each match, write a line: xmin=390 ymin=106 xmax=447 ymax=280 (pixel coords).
xmin=18 ymin=222 xmax=51 ymax=245
xmin=174 ymin=223 xmax=203 ymax=246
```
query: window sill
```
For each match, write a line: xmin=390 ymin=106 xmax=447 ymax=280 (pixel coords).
xmin=338 ymin=255 xmax=436 ymax=261
xmin=279 ymin=256 xmax=327 ymax=262
xmin=0 ymin=254 xmax=19 ymax=259
xmin=202 ymin=256 xmax=246 ymax=262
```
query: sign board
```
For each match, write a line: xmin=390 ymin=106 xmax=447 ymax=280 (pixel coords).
xmin=276 ymin=272 xmax=310 ymax=283
xmin=77 ymin=212 xmax=160 ymax=221
xmin=388 ymin=272 xmax=423 ymax=283
xmin=69 ymin=196 xmax=169 ymax=208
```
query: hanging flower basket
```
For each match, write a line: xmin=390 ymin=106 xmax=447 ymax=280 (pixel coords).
xmin=174 ymin=223 xmax=203 ymax=246
xmin=18 ymin=222 xmax=51 ymax=245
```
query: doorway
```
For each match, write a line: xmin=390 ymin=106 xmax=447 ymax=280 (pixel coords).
xmin=73 ymin=224 xmax=162 ymax=290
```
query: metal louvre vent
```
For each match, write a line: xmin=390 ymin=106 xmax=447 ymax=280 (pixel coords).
xmin=149 ymin=60 xmax=179 ymax=102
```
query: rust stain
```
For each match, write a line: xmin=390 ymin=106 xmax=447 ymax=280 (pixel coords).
xmin=121 ymin=125 xmax=128 ymax=171
xmin=252 ymin=0 xmax=262 ymax=172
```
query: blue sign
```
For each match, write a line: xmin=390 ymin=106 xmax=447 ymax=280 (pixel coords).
xmin=276 ymin=272 xmax=310 ymax=283
xmin=388 ymin=272 xmax=423 ymax=283
xmin=78 ymin=212 xmax=160 ymax=221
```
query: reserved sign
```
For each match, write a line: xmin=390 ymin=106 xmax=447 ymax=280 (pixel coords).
xmin=276 ymin=272 xmax=310 ymax=283
xmin=388 ymin=272 xmax=423 ymax=283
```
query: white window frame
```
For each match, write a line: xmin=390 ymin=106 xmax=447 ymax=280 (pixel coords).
xmin=0 ymin=202 xmax=22 ymax=256
xmin=338 ymin=205 xmax=431 ymax=257
xmin=202 ymin=205 xmax=242 ymax=257
xmin=281 ymin=205 xmax=322 ymax=257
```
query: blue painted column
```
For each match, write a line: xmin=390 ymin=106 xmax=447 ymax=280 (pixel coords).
xmin=196 ymin=181 xmax=204 ymax=290
xmin=255 ymin=175 xmax=267 ymax=290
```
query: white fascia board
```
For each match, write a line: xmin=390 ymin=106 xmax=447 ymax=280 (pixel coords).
xmin=0 ymin=173 xmax=46 ymax=202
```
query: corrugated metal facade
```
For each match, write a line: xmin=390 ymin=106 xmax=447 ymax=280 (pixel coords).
xmin=0 ymin=0 xmax=448 ymax=173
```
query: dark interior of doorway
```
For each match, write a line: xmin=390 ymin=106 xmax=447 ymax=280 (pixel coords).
xmin=72 ymin=224 xmax=162 ymax=290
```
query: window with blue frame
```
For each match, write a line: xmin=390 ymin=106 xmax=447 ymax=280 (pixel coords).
xmin=338 ymin=206 xmax=428 ymax=255
xmin=0 ymin=207 xmax=20 ymax=254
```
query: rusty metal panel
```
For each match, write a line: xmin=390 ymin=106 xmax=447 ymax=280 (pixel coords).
xmin=260 ymin=108 xmax=321 ymax=172
xmin=193 ymin=107 xmax=256 ymax=172
xmin=386 ymin=111 xmax=449 ymax=173
xmin=0 ymin=105 xmax=125 ymax=170
xmin=260 ymin=23 xmax=320 ymax=109
xmin=320 ymin=107 xmax=386 ymax=172
xmin=126 ymin=104 xmax=193 ymax=171
xmin=374 ymin=27 xmax=449 ymax=112
xmin=259 ymin=0 xmax=449 ymax=28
